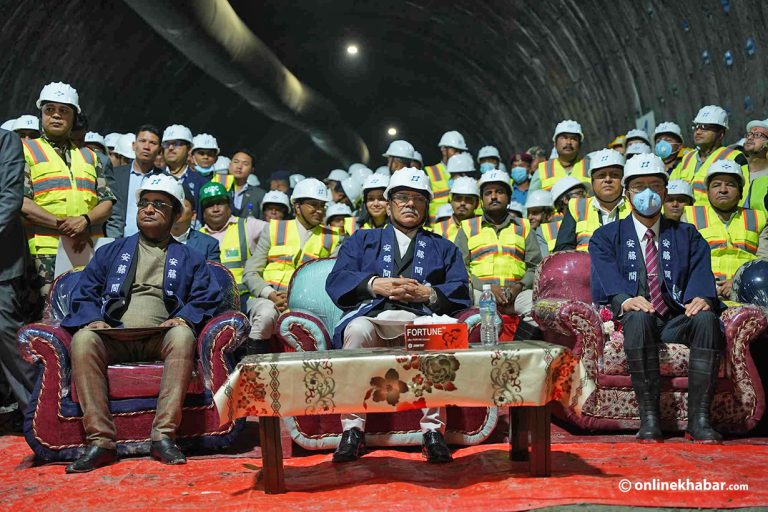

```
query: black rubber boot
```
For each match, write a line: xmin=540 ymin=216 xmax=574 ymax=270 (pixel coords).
xmin=625 ymin=347 xmax=664 ymax=442
xmin=685 ymin=347 xmax=723 ymax=444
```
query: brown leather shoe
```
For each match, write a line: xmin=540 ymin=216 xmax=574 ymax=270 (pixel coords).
xmin=65 ymin=445 xmax=118 ymax=473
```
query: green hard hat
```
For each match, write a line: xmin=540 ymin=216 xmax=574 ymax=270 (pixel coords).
xmin=199 ymin=181 xmax=229 ymax=207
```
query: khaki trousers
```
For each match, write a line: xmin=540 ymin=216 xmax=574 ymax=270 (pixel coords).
xmin=70 ymin=325 xmax=196 ymax=449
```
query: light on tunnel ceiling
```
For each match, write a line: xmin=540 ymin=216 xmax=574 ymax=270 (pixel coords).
xmin=346 ymin=44 xmax=359 ymax=56
xmin=387 ymin=127 xmax=397 ymax=136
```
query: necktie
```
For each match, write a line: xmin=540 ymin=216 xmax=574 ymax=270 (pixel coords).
xmin=643 ymin=229 xmax=668 ymax=317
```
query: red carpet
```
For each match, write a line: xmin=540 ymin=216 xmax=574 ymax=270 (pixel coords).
xmin=2 ymin=432 xmax=767 ymax=511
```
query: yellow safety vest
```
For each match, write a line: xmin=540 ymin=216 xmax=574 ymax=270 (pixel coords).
xmin=684 ymin=204 xmax=765 ymax=281
xmin=540 ymin=220 xmax=561 ymax=253
xmin=537 ymin=158 xmax=589 ymax=191
xmin=263 ymin=219 xmax=341 ymax=291
xmin=360 ymin=220 xmax=387 ymax=230
xmin=23 ymin=138 xmax=100 ymax=256
xmin=211 ymin=173 xmax=236 ymax=190
xmin=569 ymin=197 xmax=633 ymax=251
xmin=432 ymin=217 xmax=469 ymax=243
xmin=463 ymin=216 xmax=529 ymax=286
xmin=329 ymin=216 xmax=357 ymax=236
xmin=201 ymin=218 xmax=249 ymax=295
xmin=423 ymin=162 xmax=451 ymax=221
xmin=669 ymin=147 xmax=750 ymax=205
xmin=747 ymin=176 xmax=768 ymax=213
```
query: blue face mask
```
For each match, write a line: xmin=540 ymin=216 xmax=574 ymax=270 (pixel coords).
xmin=479 ymin=162 xmax=495 ymax=174
xmin=655 ymin=140 xmax=673 ymax=160
xmin=631 ymin=188 xmax=663 ymax=217
xmin=447 ymin=178 xmax=454 ymax=188
xmin=510 ymin=166 xmax=529 ymax=184
xmin=195 ymin=164 xmax=214 ymax=175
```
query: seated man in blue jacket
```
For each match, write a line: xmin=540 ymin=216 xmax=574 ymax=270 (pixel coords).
xmin=61 ymin=174 xmax=223 ymax=473
xmin=326 ymin=168 xmax=471 ymax=464
xmin=589 ymin=153 xmax=723 ymax=444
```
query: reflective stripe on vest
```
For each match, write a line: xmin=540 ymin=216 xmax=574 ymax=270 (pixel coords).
xmin=684 ymin=204 xmax=765 ymax=280
xmin=433 ymin=217 xmax=463 ymax=242
xmin=672 ymin=147 xmax=749 ymax=205
xmin=540 ymin=220 xmax=561 ymax=252
xmin=23 ymin=138 xmax=100 ymax=255
xmin=569 ymin=197 xmax=632 ymax=251
xmin=462 ymin=216 xmax=529 ymax=286
xmin=212 ymin=174 xmax=236 ymax=190
xmin=538 ymin=158 xmax=589 ymax=191
xmin=425 ymin=162 xmax=451 ymax=221
xmin=206 ymin=219 xmax=250 ymax=294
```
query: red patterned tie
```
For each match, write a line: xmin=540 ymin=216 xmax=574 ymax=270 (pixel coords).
xmin=644 ymin=229 xmax=668 ymax=317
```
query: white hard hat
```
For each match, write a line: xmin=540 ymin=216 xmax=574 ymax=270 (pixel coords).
xmin=508 ymin=201 xmax=524 ymax=215
xmin=382 ymin=139 xmax=415 ymax=160
xmin=375 ymin=165 xmax=390 ymax=176
xmin=12 ymin=115 xmax=40 ymax=132
xmin=291 ymin=177 xmax=331 ymax=203
xmin=135 ymin=173 xmax=184 ymax=210
xmin=625 ymin=129 xmax=650 ymax=145
xmin=289 ymin=173 xmax=306 ymax=189
xmin=162 ymin=124 xmax=193 ymax=143
xmin=693 ymin=105 xmax=729 ymax=129
xmin=450 ymin=176 xmax=480 ymax=197
xmin=621 ymin=153 xmax=668 ymax=186
xmin=247 ymin=174 xmax=261 ymax=187
xmin=384 ymin=167 xmax=433 ymax=199
xmin=666 ymin=179 xmax=694 ymax=200
xmin=84 ymin=131 xmax=105 ymax=148
xmin=326 ymin=169 xmax=349 ymax=182
xmin=348 ymin=162 xmax=368 ymax=175
xmin=261 ymin=190 xmax=291 ymax=210
xmin=191 ymin=133 xmax=219 ymax=153
xmin=104 ymin=132 xmax=121 ymax=150
xmin=435 ymin=204 xmax=454 ymax=220
xmin=625 ymin=142 xmax=652 ymax=157
xmin=340 ymin=177 xmax=363 ymax=206
xmin=525 ymin=189 xmax=554 ymax=210
xmin=325 ymin=202 xmax=354 ymax=223
xmin=705 ymin=159 xmax=745 ymax=188
xmin=446 ymin=152 xmax=476 ymax=174
xmin=437 ymin=130 xmax=468 ymax=151
xmin=113 ymin=133 xmax=136 ymax=159
xmin=654 ymin=121 xmax=683 ymax=141
xmin=746 ymin=118 xmax=768 ymax=132
xmin=477 ymin=145 xmax=501 ymax=161
xmin=36 ymin=82 xmax=81 ymax=113
xmin=1 ymin=119 xmax=16 ymax=131
xmin=552 ymin=120 xmax=584 ymax=142
xmin=478 ymin=169 xmax=512 ymax=193
xmin=350 ymin=166 xmax=373 ymax=183
xmin=412 ymin=150 xmax=423 ymax=164
xmin=551 ymin=176 xmax=587 ymax=203
xmin=362 ymin=173 xmax=390 ymax=194
xmin=213 ymin=155 xmax=231 ymax=174
xmin=589 ymin=148 xmax=625 ymax=173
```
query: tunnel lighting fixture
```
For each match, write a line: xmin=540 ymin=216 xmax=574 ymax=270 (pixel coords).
xmin=346 ymin=44 xmax=359 ymax=56
xmin=387 ymin=127 xmax=397 ymax=136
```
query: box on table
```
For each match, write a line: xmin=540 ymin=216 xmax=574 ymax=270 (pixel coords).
xmin=404 ymin=323 xmax=468 ymax=351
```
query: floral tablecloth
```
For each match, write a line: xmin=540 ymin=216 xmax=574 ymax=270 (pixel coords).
xmin=214 ymin=340 xmax=577 ymax=426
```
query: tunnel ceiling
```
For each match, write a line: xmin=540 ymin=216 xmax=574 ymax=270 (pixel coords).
xmin=2 ymin=0 xmax=766 ymax=177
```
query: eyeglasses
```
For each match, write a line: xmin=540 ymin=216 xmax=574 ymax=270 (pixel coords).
xmin=745 ymin=131 xmax=768 ymax=140
xmin=692 ymin=124 xmax=720 ymax=133
xmin=137 ymin=199 xmax=173 ymax=211
xmin=629 ymin=184 xmax=666 ymax=194
xmin=162 ymin=140 xmax=189 ymax=149
xmin=300 ymin=200 xmax=326 ymax=211
xmin=390 ymin=193 xmax=428 ymax=206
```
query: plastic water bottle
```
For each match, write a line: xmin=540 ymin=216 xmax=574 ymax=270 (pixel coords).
xmin=479 ymin=284 xmax=498 ymax=346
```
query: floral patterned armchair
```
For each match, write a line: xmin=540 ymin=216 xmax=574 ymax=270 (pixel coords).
xmin=532 ymin=250 xmax=767 ymax=434
xmin=274 ymin=258 xmax=498 ymax=449
xmin=17 ymin=262 xmax=249 ymax=461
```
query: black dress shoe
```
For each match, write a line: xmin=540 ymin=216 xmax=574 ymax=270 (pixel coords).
xmin=65 ymin=445 xmax=118 ymax=473
xmin=150 ymin=439 xmax=187 ymax=465
xmin=332 ymin=428 xmax=365 ymax=463
xmin=422 ymin=431 xmax=452 ymax=463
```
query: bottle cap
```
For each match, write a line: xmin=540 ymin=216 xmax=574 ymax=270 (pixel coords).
xmin=482 ymin=284 xmax=492 ymax=291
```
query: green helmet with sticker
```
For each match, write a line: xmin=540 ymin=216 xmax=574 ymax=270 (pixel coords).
xmin=199 ymin=181 xmax=229 ymax=208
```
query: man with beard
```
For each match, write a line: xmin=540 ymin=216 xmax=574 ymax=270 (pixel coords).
xmin=432 ymin=176 xmax=480 ymax=242
xmin=326 ymin=168 xmax=471 ymax=464
xmin=555 ymin=148 xmax=632 ymax=251
xmin=741 ymin=119 xmax=768 ymax=213
xmin=529 ymin=120 xmax=589 ymax=192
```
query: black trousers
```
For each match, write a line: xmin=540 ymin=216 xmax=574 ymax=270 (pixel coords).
xmin=621 ymin=311 xmax=724 ymax=351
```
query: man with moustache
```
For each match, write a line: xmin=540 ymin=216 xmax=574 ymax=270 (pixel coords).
xmin=741 ymin=119 xmax=768 ymax=213
xmin=432 ymin=176 xmax=480 ymax=242
xmin=61 ymin=174 xmax=222 ymax=472
xmin=529 ymin=120 xmax=589 ymax=192
xmin=326 ymin=168 xmax=471 ymax=464
xmin=555 ymin=148 xmax=632 ymax=252
xmin=161 ymin=124 xmax=209 ymax=210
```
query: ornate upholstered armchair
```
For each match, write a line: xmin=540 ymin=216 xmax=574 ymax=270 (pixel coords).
xmin=17 ymin=262 xmax=249 ymax=461
xmin=532 ymin=250 xmax=767 ymax=434
xmin=273 ymin=257 xmax=498 ymax=449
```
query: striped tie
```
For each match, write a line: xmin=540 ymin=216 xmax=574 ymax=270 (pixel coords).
xmin=643 ymin=229 xmax=668 ymax=317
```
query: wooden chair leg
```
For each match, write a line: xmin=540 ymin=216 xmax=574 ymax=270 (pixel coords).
xmin=258 ymin=416 xmax=286 ymax=493
xmin=529 ymin=403 xmax=551 ymax=477
xmin=509 ymin=406 xmax=530 ymax=461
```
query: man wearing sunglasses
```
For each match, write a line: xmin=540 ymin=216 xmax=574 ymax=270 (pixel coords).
xmin=61 ymin=174 xmax=222 ymax=473
xmin=669 ymin=105 xmax=749 ymax=205
xmin=327 ymin=168 xmax=471 ymax=464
